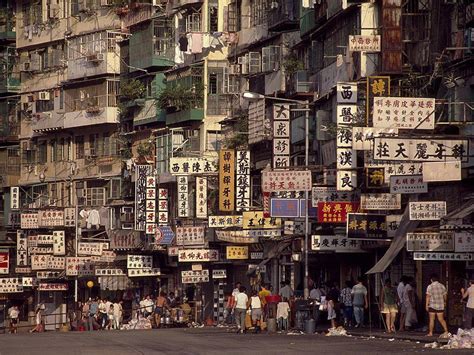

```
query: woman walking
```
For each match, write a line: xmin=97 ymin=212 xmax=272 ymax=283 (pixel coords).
xmin=249 ymin=290 xmax=262 ymax=333
xmin=380 ymin=279 xmax=398 ymax=333
xmin=30 ymin=304 xmax=44 ymax=333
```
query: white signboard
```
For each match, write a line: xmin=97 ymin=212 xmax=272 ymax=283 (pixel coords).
xmin=360 ymin=194 xmax=401 ymax=210
xmin=178 ymin=249 xmax=219 ymax=262
xmin=236 ymin=151 xmax=251 ymax=210
xmin=384 ymin=162 xmax=423 ymax=183
xmin=422 ymin=161 xmax=462 ymax=182
xmin=337 ymin=83 xmax=357 ymax=104
xmin=53 ymin=231 xmax=65 ymax=256
xmin=195 ymin=177 xmax=208 ymax=219
xmin=22 ymin=277 xmax=35 ymax=287
xmin=158 ymin=188 xmax=169 ymax=225
xmin=215 ymin=230 xmax=260 ymax=244
xmin=145 ymin=175 xmax=157 ymax=235
xmin=31 ymin=255 xmax=50 ymax=270
xmin=406 ymin=232 xmax=454 ymax=252
xmin=373 ymin=138 xmax=468 ymax=162
xmin=38 ymin=283 xmax=68 ymax=291
xmin=182 ymin=269 xmax=209 ymax=283
xmin=21 ymin=213 xmax=39 ymax=229
xmin=176 ymin=226 xmax=206 ymax=246
xmin=38 ymin=209 xmax=65 ymax=227
xmin=409 ymin=201 xmax=446 ymax=220
xmin=36 ymin=271 xmax=61 ymax=279
xmin=336 ymin=170 xmax=357 ymax=191
xmin=64 ymin=207 xmax=76 ymax=227
xmin=95 ymin=269 xmax=125 ymax=276
xmin=208 ymin=215 xmax=242 ymax=228
xmin=414 ymin=252 xmax=472 ymax=261
xmin=273 ymin=104 xmax=290 ymax=169
xmin=177 ymin=175 xmax=189 ymax=218
xmin=336 ymin=127 xmax=353 ymax=148
xmin=454 ymin=231 xmax=474 ymax=253
xmin=47 ymin=256 xmax=66 ymax=270
xmin=390 ymin=175 xmax=428 ymax=194
xmin=311 ymin=235 xmax=365 ymax=253
xmin=66 ymin=257 xmax=94 ymax=276
xmin=212 ymin=269 xmax=227 ymax=279
xmin=337 ymin=105 xmax=358 ymax=125
xmin=10 ymin=187 xmax=19 ymax=209
xmin=16 ymin=231 xmax=28 ymax=267
xmin=0 ymin=278 xmax=23 ymax=293
xmin=169 ymin=157 xmax=218 ymax=175
xmin=127 ymin=255 xmax=152 ymax=269
xmin=373 ymin=97 xmax=435 ymax=130
xmin=262 ymin=171 xmax=312 ymax=192
xmin=128 ymin=268 xmax=161 ymax=277
xmin=352 ymin=127 xmax=398 ymax=150
xmin=77 ymin=242 xmax=103 ymax=256
xmin=337 ymin=148 xmax=357 ymax=169
xmin=386 ymin=215 xmax=402 ymax=239
xmin=349 ymin=35 xmax=381 ymax=52
xmin=311 ymin=186 xmax=356 ymax=205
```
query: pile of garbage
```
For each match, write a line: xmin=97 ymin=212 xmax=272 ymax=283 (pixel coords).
xmin=122 ymin=317 xmax=153 ymax=330
xmin=326 ymin=326 xmax=348 ymax=336
xmin=424 ymin=329 xmax=473 ymax=350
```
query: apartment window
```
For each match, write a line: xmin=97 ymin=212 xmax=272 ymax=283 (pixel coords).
xmin=109 ymin=178 xmax=121 ymax=200
xmin=153 ymin=19 xmax=174 ymax=58
xmin=207 ymin=65 xmax=227 ymax=115
xmin=50 ymin=183 xmax=58 ymax=205
xmin=186 ymin=12 xmax=202 ymax=32
xmin=208 ymin=73 xmax=218 ymax=95
xmin=22 ymin=141 xmax=36 ymax=165
xmin=207 ymin=130 xmax=223 ymax=151
xmin=156 ymin=134 xmax=171 ymax=174
xmin=75 ymin=136 xmax=84 ymax=159
xmin=36 ymin=97 xmax=54 ymax=113
xmin=262 ymin=46 xmax=281 ymax=72
xmin=225 ymin=2 xmax=240 ymax=32
xmin=85 ymin=187 xmax=105 ymax=206
xmin=58 ymin=138 xmax=64 ymax=161
xmin=50 ymin=139 xmax=57 ymax=162
xmin=22 ymin=1 xmax=43 ymax=26
xmin=89 ymin=134 xmax=99 ymax=156
xmin=37 ymin=141 xmax=47 ymax=164
xmin=250 ymin=0 xmax=270 ymax=26
xmin=209 ymin=4 xmax=218 ymax=32
xmin=248 ymin=52 xmax=261 ymax=74
xmin=64 ymin=137 xmax=71 ymax=161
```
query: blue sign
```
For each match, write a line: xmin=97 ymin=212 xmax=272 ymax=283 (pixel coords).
xmin=155 ymin=226 xmax=175 ymax=245
xmin=270 ymin=198 xmax=300 ymax=217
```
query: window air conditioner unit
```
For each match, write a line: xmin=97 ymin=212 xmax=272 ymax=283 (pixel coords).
xmin=86 ymin=53 xmax=104 ymax=62
xmin=38 ymin=91 xmax=50 ymax=101
xmin=229 ymin=64 xmax=241 ymax=75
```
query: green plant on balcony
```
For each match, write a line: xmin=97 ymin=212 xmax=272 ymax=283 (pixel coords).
xmin=118 ymin=79 xmax=146 ymax=118
xmin=224 ymin=113 xmax=249 ymax=149
xmin=157 ymin=83 xmax=204 ymax=113
xmin=282 ymin=54 xmax=304 ymax=77
xmin=136 ymin=141 xmax=154 ymax=158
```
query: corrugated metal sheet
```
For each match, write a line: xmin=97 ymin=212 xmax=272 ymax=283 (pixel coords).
xmin=382 ymin=0 xmax=402 ymax=73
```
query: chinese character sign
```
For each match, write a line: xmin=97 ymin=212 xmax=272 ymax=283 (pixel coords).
xmin=176 ymin=226 xmax=206 ymax=246
xmin=178 ymin=249 xmax=219 ymax=262
xmin=0 ymin=249 xmax=9 ymax=274
xmin=262 ymin=171 xmax=312 ymax=192
xmin=177 ymin=176 xmax=189 ymax=218
xmin=367 ymin=76 xmax=390 ymax=122
xmin=311 ymin=186 xmax=357 ymax=206
xmin=409 ymin=201 xmax=446 ymax=220
xmin=242 ymin=211 xmax=282 ymax=229
xmin=135 ymin=165 xmax=154 ymax=231
xmin=10 ymin=187 xmax=19 ymax=209
xmin=337 ymin=83 xmax=357 ymax=104
xmin=454 ymin=231 xmax=474 ymax=252
xmin=414 ymin=253 xmax=472 ymax=261
xmin=158 ymin=188 xmax=169 ymax=225
xmin=317 ymin=202 xmax=359 ymax=224
xmin=16 ymin=231 xmax=28 ymax=267
xmin=349 ymin=35 xmax=381 ymax=52
xmin=219 ymin=150 xmax=235 ymax=212
xmin=127 ymin=255 xmax=153 ymax=269
xmin=181 ymin=270 xmax=210 ymax=283
xmin=169 ymin=157 xmax=218 ymax=175
xmin=195 ymin=177 xmax=208 ymax=219
xmin=226 ymin=246 xmax=249 ymax=260
xmin=0 ymin=278 xmax=23 ymax=293
xmin=352 ymin=127 xmax=398 ymax=151
xmin=346 ymin=213 xmax=387 ymax=239
xmin=336 ymin=170 xmax=357 ymax=191
xmin=52 ymin=231 xmax=65 ymax=256
xmin=337 ymin=105 xmax=358 ymax=125
xmin=207 ymin=215 xmax=242 ymax=228
xmin=236 ymin=151 xmax=251 ymax=211
xmin=128 ymin=268 xmax=161 ymax=277
xmin=38 ymin=209 xmax=65 ymax=227
xmin=337 ymin=148 xmax=357 ymax=169
xmin=273 ymin=104 xmax=290 ymax=169
xmin=390 ymin=175 xmax=428 ymax=194
xmin=366 ymin=168 xmax=385 ymax=188
xmin=311 ymin=235 xmax=364 ymax=252
xmin=145 ymin=175 xmax=156 ymax=234
xmin=21 ymin=213 xmax=39 ymax=229
xmin=406 ymin=232 xmax=454 ymax=252
xmin=360 ymin=194 xmax=401 ymax=210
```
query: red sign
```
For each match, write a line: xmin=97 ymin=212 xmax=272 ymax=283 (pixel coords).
xmin=38 ymin=283 xmax=69 ymax=291
xmin=0 ymin=250 xmax=9 ymax=274
xmin=317 ymin=202 xmax=360 ymax=224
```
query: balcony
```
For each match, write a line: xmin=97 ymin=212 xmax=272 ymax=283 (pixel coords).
xmin=0 ymin=10 xmax=15 ymax=41
xmin=287 ymin=70 xmax=313 ymax=97
xmin=300 ymin=9 xmax=315 ymax=37
xmin=166 ymin=108 xmax=204 ymax=126
xmin=0 ymin=47 xmax=19 ymax=93
xmin=268 ymin=1 xmax=299 ymax=32
xmin=133 ymin=99 xmax=166 ymax=126
xmin=31 ymin=112 xmax=65 ymax=133
xmin=63 ymin=93 xmax=119 ymax=129
xmin=172 ymin=0 xmax=203 ymax=10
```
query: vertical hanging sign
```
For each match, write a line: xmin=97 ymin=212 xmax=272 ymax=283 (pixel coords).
xmin=10 ymin=187 xmax=19 ymax=210
xmin=135 ymin=165 xmax=154 ymax=231
xmin=16 ymin=231 xmax=28 ymax=266
xmin=158 ymin=188 xmax=169 ymax=225
xmin=219 ymin=150 xmax=235 ymax=212
xmin=273 ymin=104 xmax=290 ymax=169
xmin=236 ymin=151 xmax=251 ymax=211
xmin=145 ymin=175 xmax=157 ymax=235
xmin=177 ymin=176 xmax=189 ymax=217
xmin=196 ymin=177 xmax=208 ymax=219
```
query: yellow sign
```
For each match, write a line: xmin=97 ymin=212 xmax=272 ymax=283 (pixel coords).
xmin=366 ymin=76 xmax=391 ymax=124
xmin=242 ymin=211 xmax=282 ymax=229
xmin=219 ymin=150 xmax=235 ymax=211
xmin=226 ymin=246 xmax=249 ymax=260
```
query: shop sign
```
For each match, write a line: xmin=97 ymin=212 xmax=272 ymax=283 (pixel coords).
xmin=95 ymin=269 xmax=125 ymax=276
xmin=390 ymin=175 xmax=427 ymax=194
xmin=336 ymin=104 xmax=358 ymax=125
xmin=17 ymin=231 xmax=28 ymax=267
xmin=154 ymin=226 xmax=175 ymax=245
xmin=15 ymin=267 xmax=32 ymax=274
xmin=0 ymin=278 xmax=23 ymax=293
xmin=236 ymin=151 xmax=251 ymax=210
xmin=135 ymin=165 xmax=154 ymax=231
xmin=31 ymin=255 xmax=50 ymax=270
xmin=413 ymin=253 xmax=472 ymax=261
xmin=312 ymin=186 xmax=356 ymax=206
xmin=242 ymin=211 xmax=281 ymax=229
xmin=176 ymin=226 xmax=206 ymax=246
xmin=373 ymin=97 xmax=435 ymax=130
xmin=384 ymin=163 xmax=423 ymax=183
xmin=273 ymin=104 xmax=290 ymax=169
xmin=367 ymin=77 xmax=390 ymax=121
xmin=284 ymin=221 xmax=307 ymax=235
xmin=108 ymin=230 xmax=142 ymax=250
xmin=336 ymin=170 xmax=357 ymax=191
xmin=78 ymin=242 xmax=103 ymax=256
xmin=64 ymin=207 xmax=76 ymax=227
xmin=145 ymin=175 xmax=157 ymax=234
xmin=36 ymin=271 xmax=61 ymax=279
xmin=212 ymin=269 xmax=227 ymax=279
xmin=156 ymin=188 xmax=168 ymax=225
xmin=226 ymin=246 xmax=248 ymax=260
xmin=91 ymin=250 xmax=117 ymax=263
xmin=337 ymin=148 xmax=357 ymax=169
xmin=360 ymin=193 xmax=401 ymax=210
xmin=10 ymin=187 xmax=19 ymax=209
xmin=409 ymin=201 xmax=446 ymax=221
xmin=250 ymin=252 xmax=263 ymax=260
xmin=337 ymin=83 xmax=357 ymax=104
xmin=169 ymin=157 xmax=218 ymax=175
xmin=454 ymin=231 xmax=474 ymax=253
xmin=270 ymin=198 xmax=299 ymax=218
xmin=311 ymin=235 xmax=364 ymax=252
xmin=373 ymin=138 xmax=468 ymax=162
xmin=349 ymin=35 xmax=381 ymax=52
xmin=38 ymin=283 xmax=68 ymax=291
xmin=182 ymin=270 xmax=209 ymax=283
xmin=346 ymin=213 xmax=387 ymax=239
xmin=262 ymin=170 xmax=312 ymax=192
xmin=207 ymin=215 xmax=242 ymax=228
xmin=47 ymin=256 xmax=66 ymax=270
xmin=215 ymin=230 xmax=259 ymax=244
xmin=21 ymin=213 xmax=39 ymax=229
xmin=177 ymin=175 xmax=189 ymax=218
xmin=53 ymin=231 xmax=65 ymax=256
xmin=317 ymin=202 xmax=359 ymax=224
xmin=38 ymin=209 xmax=64 ymax=227
xmin=127 ymin=255 xmax=152 ymax=269
xmin=0 ymin=250 xmax=9 ymax=274
xmin=219 ymin=150 xmax=235 ymax=211
xmin=168 ymin=246 xmax=179 ymax=256
xmin=366 ymin=168 xmax=385 ymax=188
xmin=22 ymin=277 xmax=35 ymax=287
xmin=195 ymin=177 xmax=208 ymax=219
xmin=336 ymin=127 xmax=353 ymax=148
xmin=178 ymin=249 xmax=219 ymax=262
xmin=386 ymin=215 xmax=402 ymax=239
xmin=422 ymin=161 xmax=461 ymax=182
xmin=37 ymin=234 xmax=54 ymax=244
xmin=66 ymin=257 xmax=93 ymax=276
xmin=406 ymin=232 xmax=454 ymax=252
xmin=128 ymin=268 xmax=161 ymax=277
xmin=247 ymin=229 xmax=281 ymax=238
xmin=352 ymin=127 xmax=398 ymax=150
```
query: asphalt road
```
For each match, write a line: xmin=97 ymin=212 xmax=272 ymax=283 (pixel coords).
xmin=0 ymin=328 xmax=466 ymax=355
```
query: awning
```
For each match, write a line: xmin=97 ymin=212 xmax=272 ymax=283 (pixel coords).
xmin=442 ymin=198 xmax=474 ymax=221
xmin=366 ymin=198 xmax=420 ymax=275
xmin=247 ymin=239 xmax=292 ymax=276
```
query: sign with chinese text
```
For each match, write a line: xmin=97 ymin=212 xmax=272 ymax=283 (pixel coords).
xmin=262 ymin=170 xmax=312 ymax=192
xmin=17 ymin=231 xmax=28 ymax=267
xmin=236 ymin=151 xmax=251 ymax=210
xmin=337 ymin=105 xmax=358 ymax=125
xmin=53 ymin=231 xmax=65 ymax=256
xmin=91 ymin=250 xmax=117 ymax=263
xmin=108 ymin=230 xmax=142 ymax=250
xmin=390 ymin=175 xmax=427 ymax=194
xmin=360 ymin=194 xmax=401 ymax=210
xmin=409 ymin=201 xmax=446 ymax=220
xmin=226 ymin=246 xmax=249 ymax=260
xmin=36 ymin=271 xmax=61 ymax=279
xmin=212 ymin=269 xmax=227 ymax=279
xmin=145 ymin=175 xmax=157 ymax=234
xmin=128 ymin=268 xmax=161 ymax=277
xmin=384 ymin=163 xmax=423 ymax=184
xmin=352 ymin=127 xmax=398 ymax=150
xmin=0 ymin=278 xmax=23 ymax=293
xmin=38 ymin=209 xmax=64 ymax=227
xmin=414 ymin=253 xmax=472 ymax=261
xmin=219 ymin=150 xmax=235 ymax=211
xmin=337 ymin=83 xmax=357 ymax=104
xmin=10 ymin=187 xmax=19 ymax=209
xmin=366 ymin=168 xmax=386 ymax=188
xmin=182 ymin=270 xmax=209 ymax=283
xmin=176 ymin=226 xmax=206 ymax=246
xmin=78 ymin=242 xmax=103 ymax=256
xmin=337 ymin=148 xmax=357 ymax=169
xmin=422 ymin=161 xmax=461 ymax=182
xmin=454 ymin=231 xmax=474 ymax=253
xmin=373 ymin=97 xmax=435 ymax=130
xmin=311 ymin=235 xmax=365 ymax=252
xmin=242 ymin=211 xmax=282 ymax=229
xmin=95 ymin=269 xmax=125 ymax=276
xmin=312 ymin=186 xmax=356 ymax=206
xmin=207 ymin=215 xmax=242 ymax=228
xmin=250 ymin=252 xmax=263 ymax=259
xmin=346 ymin=213 xmax=388 ymax=239
xmin=135 ymin=165 xmax=154 ymax=231
xmin=195 ymin=177 xmax=208 ymax=219
xmin=38 ymin=283 xmax=68 ymax=291
xmin=168 ymin=246 xmax=179 ymax=256
xmin=349 ymin=35 xmax=381 ymax=52
xmin=22 ymin=277 xmax=35 ymax=287
xmin=0 ymin=250 xmax=9 ymax=274
xmin=127 ymin=255 xmax=152 ymax=269
xmin=336 ymin=171 xmax=357 ymax=191
xmin=317 ymin=202 xmax=359 ymax=224
xmin=374 ymin=138 xmax=468 ymax=162
xmin=178 ymin=249 xmax=219 ymax=262
xmin=31 ymin=255 xmax=50 ymax=270
xmin=66 ymin=257 xmax=93 ymax=276
xmin=215 ymin=230 xmax=260 ymax=244
xmin=273 ymin=104 xmax=290 ymax=168
xmin=169 ymin=157 xmax=218 ymax=175
xmin=336 ymin=127 xmax=353 ymax=148
xmin=284 ymin=220 xmax=309 ymax=235
xmin=406 ymin=232 xmax=454 ymax=252
xmin=177 ymin=175 xmax=189 ymax=218
xmin=270 ymin=198 xmax=299 ymax=218
xmin=158 ymin=188 xmax=169 ymax=224
xmin=64 ymin=207 xmax=76 ymax=227
xmin=21 ymin=213 xmax=39 ymax=229
xmin=386 ymin=215 xmax=402 ymax=239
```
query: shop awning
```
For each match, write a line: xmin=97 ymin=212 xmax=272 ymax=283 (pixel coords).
xmin=366 ymin=200 xmax=420 ymax=275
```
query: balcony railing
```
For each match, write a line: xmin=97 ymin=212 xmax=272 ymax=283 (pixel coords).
xmin=300 ymin=9 xmax=315 ymax=37
xmin=268 ymin=1 xmax=299 ymax=32
xmin=287 ymin=70 xmax=312 ymax=96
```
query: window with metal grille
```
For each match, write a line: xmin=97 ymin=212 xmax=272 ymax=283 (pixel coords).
xmin=75 ymin=136 xmax=84 ymax=159
xmin=186 ymin=12 xmax=202 ymax=32
xmin=50 ymin=139 xmax=57 ymax=162
xmin=85 ymin=187 xmax=105 ymax=206
xmin=248 ymin=52 xmax=261 ymax=74
xmin=35 ymin=95 xmax=54 ymax=113
xmin=225 ymin=2 xmax=240 ymax=32
xmin=209 ymin=4 xmax=218 ymax=32
xmin=156 ymin=133 xmax=171 ymax=174
xmin=262 ymin=46 xmax=281 ymax=72
xmin=250 ymin=0 xmax=270 ymax=26
xmin=37 ymin=141 xmax=47 ymax=164
xmin=153 ymin=19 xmax=174 ymax=58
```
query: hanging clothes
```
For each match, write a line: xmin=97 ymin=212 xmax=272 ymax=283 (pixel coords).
xmin=190 ymin=33 xmax=203 ymax=53
xmin=178 ymin=36 xmax=188 ymax=51
xmin=202 ymin=34 xmax=211 ymax=49
xmin=99 ymin=207 xmax=109 ymax=229
xmin=86 ymin=209 xmax=100 ymax=229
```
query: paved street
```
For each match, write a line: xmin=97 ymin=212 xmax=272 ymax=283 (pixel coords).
xmin=0 ymin=328 xmax=467 ymax=355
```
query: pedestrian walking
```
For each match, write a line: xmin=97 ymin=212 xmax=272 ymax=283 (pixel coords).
xmin=98 ymin=299 xmax=108 ymax=329
xmin=88 ymin=298 xmax=98 ymax=331
xmin=401 ymin=277 xmax=416 ymax=331
xmin=327 ymin=282 xmax=340 ymax=329
xmin=309 ymin=284 xmax=325 ymax=326
xmin=258 ymin=284 xmax=271 ymax=320
xmin=30 ymin=304 xmax=44 ymax=333
xmin=107 ymin=304 xmax=114 ymax=330
xmin=461 ymin=279 xmax=474 ymax=329
xmin=352 ymin=277 xmax=368 ymax=328
xmin=113 ymin=300 xmax=123 ymax=330
xmin=233 ymin=286 xmax=248 ymax=334
xmin=8 ymin=305 xmax=19 ymax=334
xmin=340 ymin=281 xmax=353 ymax=327
xmin=397 ymin=276 xmax=407 ymax=331
xmin=223 ymin=291 xmax=235 ymax=324
xmin=249 ymin=290 xmax=262 ymax=333
xmin=154 ymin=292 xmax=168 ymax=328
xmin=425 ymin=274 xmax=449 ymax=337
xmin=276 ymin=297 xmax=291 ymax=331
xmin=380 ymin=279 xmax=398 ymax=333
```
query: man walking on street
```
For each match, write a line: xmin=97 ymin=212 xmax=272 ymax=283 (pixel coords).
xmin=233 ymin=286 xmax=248 ymax=334
xmin=426 ymin=274 xmax=449 ymax=337
xmin=352 ymin=277 xmax=368 ymax=328
xmin=88 ymin=298 xmax=98 ymax=331
xmin=461 ymin=279 xmax=474 ymax=329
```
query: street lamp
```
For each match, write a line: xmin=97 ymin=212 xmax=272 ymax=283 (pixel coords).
xmin=242 ymin=91 xmax=312 ymax=300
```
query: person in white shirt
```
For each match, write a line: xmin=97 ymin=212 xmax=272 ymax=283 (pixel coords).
xmin=113 ymin=301 xmax=123 ymax=330
xmin=233 ymin=286 xmax=248 ymax=333
xmin=143 ymin=295 xmax=154 ymax=318
xmin=232 ymin=282 xmax=241 ymax=298
xmin=276 ymin=298 xmax=291 ymax=331
xmin=461 ymin=279 xmax=474 ymax=329
xmin=250 ymin=290 xmax=262 ymax=333
xmin=8 ymin=306 xmax=19 ymax=334
xmin=401 ymin=277 xmax=416 ymax=331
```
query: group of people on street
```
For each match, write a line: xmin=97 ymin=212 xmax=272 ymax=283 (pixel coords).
xmin=79 ymin=298 xmax=124 ymax=331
